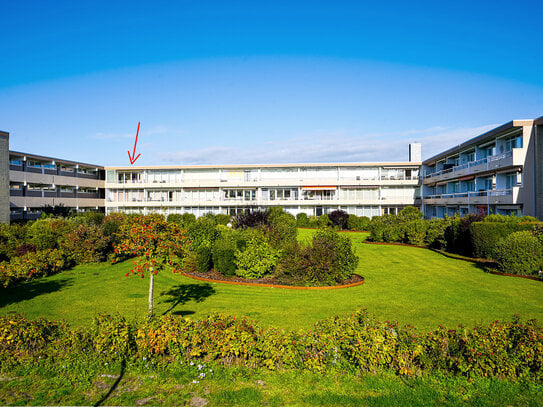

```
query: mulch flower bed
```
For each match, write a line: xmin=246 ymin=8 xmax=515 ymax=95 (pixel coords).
xmin=182 ymin=269 xmax=365 ymax=290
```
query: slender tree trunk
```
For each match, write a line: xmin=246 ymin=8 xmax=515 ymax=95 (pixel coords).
xmin=148 ymin=268 xmax=154 ymax=320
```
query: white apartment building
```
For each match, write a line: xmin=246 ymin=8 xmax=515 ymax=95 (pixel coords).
xmin=105 ymin=144 xmax=422 ymax=218
xmin=422 ymin=116 xmax=543 ymax=218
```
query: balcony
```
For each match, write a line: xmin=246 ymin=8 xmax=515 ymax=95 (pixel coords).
xmin=423 ymin=150 xmax=523 ymax=184
xmin=423 ymin=188 xmax=518 ymax=206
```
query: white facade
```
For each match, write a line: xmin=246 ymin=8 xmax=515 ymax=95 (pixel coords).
xmin=105 ymin=161 xmax=421 ymax=218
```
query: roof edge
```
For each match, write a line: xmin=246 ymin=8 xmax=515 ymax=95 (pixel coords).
xmin=422 ymin=118 xmax=534 ymax=164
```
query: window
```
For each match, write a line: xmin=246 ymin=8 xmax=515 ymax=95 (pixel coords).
xmin=505 ymin=173 xmax=518 ymax=189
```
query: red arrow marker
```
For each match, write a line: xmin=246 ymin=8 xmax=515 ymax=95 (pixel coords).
xmin=128 ymin=122 xmax=141 ymax=164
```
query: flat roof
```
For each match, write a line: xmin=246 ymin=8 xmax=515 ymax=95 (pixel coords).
xmin=9 ymin=150 xmax=104 ymax=169
xmin=422 ymin=117 xmax=541 ymax=165
xmin=106 ymin=161 xmax=422 ymax=171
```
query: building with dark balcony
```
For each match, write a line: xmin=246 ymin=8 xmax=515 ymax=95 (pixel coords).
xmin=8 ymin=150 xmax=105 ymax=221
xmin=421 ymin=116 xmax=543 ymax=218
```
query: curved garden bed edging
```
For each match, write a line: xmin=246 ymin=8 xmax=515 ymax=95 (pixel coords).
xmin=181 ymin=272 xmax=365 ymax=290
xmin=487 ymin=270 xmax=542 ymax=281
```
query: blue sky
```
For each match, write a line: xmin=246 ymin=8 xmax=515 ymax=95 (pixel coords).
xmin=1 ymin=0 xmax=542 ymax=165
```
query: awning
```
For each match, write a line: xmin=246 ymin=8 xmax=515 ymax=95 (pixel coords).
xmin=302 ymin=186 xmax=337 ymax=190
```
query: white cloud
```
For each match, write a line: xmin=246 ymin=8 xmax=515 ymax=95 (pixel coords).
xmin=157 ymin=124 xmax=498 ymax=165
xmin=91 ymin=125 xmax=184 ymax=140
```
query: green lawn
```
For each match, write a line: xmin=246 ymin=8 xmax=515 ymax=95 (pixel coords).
xmin=1 ymin=229 xmax=542 ymax=331
xmin=3 ymin=360 xmax=543 ymax=406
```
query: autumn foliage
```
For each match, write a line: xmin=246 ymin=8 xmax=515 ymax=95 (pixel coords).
xmin=112 ymin=214 xmax=190 ymax=277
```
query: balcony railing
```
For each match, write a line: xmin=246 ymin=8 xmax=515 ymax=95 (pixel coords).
xmin=424 ymin=151 xmax=514 ymax=179
xmin=424 ymin=189 xmax=513 ymax=200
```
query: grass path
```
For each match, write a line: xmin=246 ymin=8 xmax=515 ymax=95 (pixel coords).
xmin=1 ymin=230 xmax=542 ymax=331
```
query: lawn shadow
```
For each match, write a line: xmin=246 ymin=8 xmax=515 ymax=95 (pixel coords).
xmin=160 ymin=283 xmax=215 ymax=316
xmin=0 ymin=277 xmax=73 ymax=308
xmin=94 ymin=359 xmax=126 ymax=407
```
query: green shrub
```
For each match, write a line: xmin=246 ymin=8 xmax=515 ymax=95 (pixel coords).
xmin=196 ymin=243 xmax=212 ymax=273
xmin=0 ymin=223 xmax=27 ymax=262
xmin=88 ymin=314 xmax=136 ymax=360
xmin=0 ymin=249 xmax=67 ymax=288
xmin=444 ymin=214 xmax=485 ymax=256
xmin=28 ymin=218 xmax=70 ymax=250
xmin=267 ymin=208 xmax=297 ymax=249
xmin=317 ymin=214 xmax=331 ymax=228
xmin=346 ymin=215 xmax=370 ymax=231
xmin=308 ymin=216 xmax=320 ymax=228
xmin=70 ymin=212 xmax=104 ymax=226
xmin=470 ymin=221 xmax=538 ymax=259
xmin=382 ymin=221 xmax=403 ymax=243
xmin=398 ymin=206 xmax=424 ymax=221
xmin=181 ymin=213 xmax=197 ymax=227
xmin=101 ymin=213 xmax=123 ymax=244
xmin=235 ymin=234 xmax=281 ymax=279
xmin=424 ymin=218 xmax=448 ymax=249
xmin=368 ymin=215 xmax=403 ymax=243
xmin=277 ymin=228 xmax=359 ymax=286
xmin=1 ymin=312 xmax=542 ymax=381
xmin=0 ymin=314 xmax=63 ymax=357
xmin=215 ymin=214 xmax=231 ymax=226
xmin=494 ymin=231 xmax=543 ymax=276
xmin=404 ymin=219 xmax=427 ymax=246
xmin=188 ymin=217 xmax=219 ymax=250
xmin=60 ymin=224 xmax=111 ymax=264
xmin=296 ymin=213 xmax=310 ymax=227
xmin=166 ymin=213 xmax=183 ymax=224
xmin=212 ymin=236 xmax=237 ymax=276
xmin=312 ymin=228 xmax=359 ymax=282
xmin=484 ymin=214 xmax=538 ymax=223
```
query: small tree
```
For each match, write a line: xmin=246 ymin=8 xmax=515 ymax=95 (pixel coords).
xmin=113 ymin=216 xmax=190 ymax=318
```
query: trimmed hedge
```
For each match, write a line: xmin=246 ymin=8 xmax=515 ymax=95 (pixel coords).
xmin=495 ymin=231 xmax=543 ymax=277
xmin=470 ymin=221 xmax=538 ymax=259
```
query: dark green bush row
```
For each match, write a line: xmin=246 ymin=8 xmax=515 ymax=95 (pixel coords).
xmin=368 ymin=207 xmax=443 ymax=247
xmin=470 ymin=221 xmax=538 ymax=259
xmin=2 ymin=310 xmax=542 ymax=381
xmin=295 ymin=211 xmax=370 ymax=231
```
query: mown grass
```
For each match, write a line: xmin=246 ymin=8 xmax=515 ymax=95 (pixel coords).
xmin=1 ymin=230 xmax=542 ymax=331
xmin=1 ymin=359 xmax=542 ymax=406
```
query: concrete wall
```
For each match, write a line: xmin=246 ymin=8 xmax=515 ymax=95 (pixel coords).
xmin=517 ymin=125 xmax=536 ymax=217
xmin=0 ymin=132 xmax=9 ymax=223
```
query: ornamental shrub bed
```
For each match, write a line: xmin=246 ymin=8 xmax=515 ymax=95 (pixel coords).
xmin=1 ymin=310 xmax=541 ymax=381
xmin=0 ymin=248 xmax=66 ymax=288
